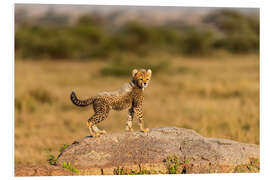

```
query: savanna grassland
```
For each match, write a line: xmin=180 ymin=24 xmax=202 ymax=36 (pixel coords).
xmin=14 ymin=54 xmax=259 ymax=166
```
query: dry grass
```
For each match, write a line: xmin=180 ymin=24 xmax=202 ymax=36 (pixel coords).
xmin=14 ymin=54 xmax=259 ymax=166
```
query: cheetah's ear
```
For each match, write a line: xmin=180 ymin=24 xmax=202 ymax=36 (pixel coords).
xmin=147 ymin=69 xmax=152 ymax=77
xmin=132 ymin=69 xmax=138 ymax=77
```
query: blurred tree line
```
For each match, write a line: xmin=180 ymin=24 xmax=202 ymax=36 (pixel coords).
xmin=15 ymin=9 xmax=259 ymax=60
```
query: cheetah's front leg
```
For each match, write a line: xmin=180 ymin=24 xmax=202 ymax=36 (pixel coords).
xmin=134 ymin=107 xmax=149 ymax=133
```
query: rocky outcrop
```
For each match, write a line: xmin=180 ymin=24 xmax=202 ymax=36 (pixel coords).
xmin=56 ymin=127 xmax=259 ymax=175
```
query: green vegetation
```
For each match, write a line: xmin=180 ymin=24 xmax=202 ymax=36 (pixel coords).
xmin=113 ymin=167 xmax=154 ymax=175
xmin=46 ymin=144 xmax=69 ymax=166
xmin=113 ymin=156 xmax=260 ymax=175
xmin=113 ymin=156 xmax=192 ymax=175
xmin=63 ymin=162 xmax=80 ymax=173
xmin=204 ymin=9 xmax=259 ymax=53
xmin=165 ymin=155 xmax=191 ymax=174
xmin=15 ymin=9 xmax=259 ymax=59
xmin=166 ymin=155 xmax=180 ymax=174
xmin=59 ymin=144 xmax=69 ymax=152
xmin=15 ymin=98 xmax=23 ymax=114
xmin=46 ymin=147 xmax=58 ymax=166
xmin=234 ymin=158 xmax=260 ymax=173
xmin=100 ymin=56 xmax=171 ymax=77
xmin=182 ymin=30 xmax=216 ymax=56
xmin=47 ymin=155 xmax=57 ymax=165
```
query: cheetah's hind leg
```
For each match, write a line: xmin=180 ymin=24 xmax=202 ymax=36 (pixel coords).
xmin=126 ymin=108 xmax=134 ymax=132
xmin=87 ymin=121 xmax=99 ymax=137
xmin=92 ymin=125 xmax=107 ymax=135
xmin=87 ymin=119 xmax=107 ymax=137
xmin=87 ymin=103 xmax=109 ymax=137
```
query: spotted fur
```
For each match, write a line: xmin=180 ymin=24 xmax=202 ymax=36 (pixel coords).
xmin=70 ymin=69 xmax=152 ymax=137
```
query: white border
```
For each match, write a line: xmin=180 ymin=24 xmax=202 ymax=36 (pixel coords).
xmin=1 ymin=0 xmax=269 ymax=180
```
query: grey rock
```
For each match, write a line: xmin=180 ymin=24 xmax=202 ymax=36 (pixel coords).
xmin=56 ymin=127 xmax=259 ymax=174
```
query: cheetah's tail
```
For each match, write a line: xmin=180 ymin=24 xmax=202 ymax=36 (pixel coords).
xmin=70 ymin=90 xmax=94 ymax=107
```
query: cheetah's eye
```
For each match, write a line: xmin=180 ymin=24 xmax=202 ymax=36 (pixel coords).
xmin=140 ymin=78 xmax=143 ymax=81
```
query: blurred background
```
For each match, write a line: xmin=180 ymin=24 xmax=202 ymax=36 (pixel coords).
xmin=15 ymin=4 xmax=259 ymax=166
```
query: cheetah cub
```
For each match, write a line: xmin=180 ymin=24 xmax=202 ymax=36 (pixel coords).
xmin=70 ymin=69 xmax=152 ymax=137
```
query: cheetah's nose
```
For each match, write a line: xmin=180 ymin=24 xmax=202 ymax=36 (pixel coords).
xmin=144 ymin=83 xmax=147 ymax=85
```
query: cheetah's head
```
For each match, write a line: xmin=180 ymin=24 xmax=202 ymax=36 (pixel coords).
xmin=131 ymin=69 xmax=152 ymax=89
